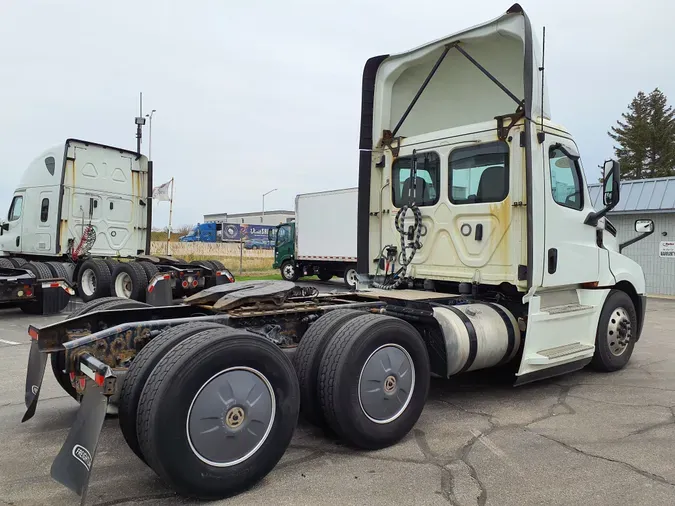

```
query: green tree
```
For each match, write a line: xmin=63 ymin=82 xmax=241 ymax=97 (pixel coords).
xmin=608 ymin=91 xmax=650 ymax=178
xmin=608 ymin=89 xmax=675 ymax=179
xmin=647 ymin=89 xmax=675 ymax=177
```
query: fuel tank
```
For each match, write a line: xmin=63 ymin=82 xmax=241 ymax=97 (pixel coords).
xmin=433 ymin=303 xmax=521 ymax=377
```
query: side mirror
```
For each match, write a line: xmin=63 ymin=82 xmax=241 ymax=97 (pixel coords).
xmin=619 ymin=218 xmax=655 ymax=252
xmin=0 ymin=222 xmax=8 ymax=235
xmin=635 ymin=219 xmax=654 ymax=234
xmin=602 ymin=160 xmax=621 ymax=208
xmin=585 ymin=159 xmax=621 ymax=227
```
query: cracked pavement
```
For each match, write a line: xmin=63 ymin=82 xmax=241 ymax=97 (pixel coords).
xmin=1 ymin=295 xmax=674 ymax=505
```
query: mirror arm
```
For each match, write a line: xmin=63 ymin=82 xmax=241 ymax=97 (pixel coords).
xmin=619 ymin=227 xmax=655 ymax=253
xmin=584 ymin=206 xmax=610 ymax=227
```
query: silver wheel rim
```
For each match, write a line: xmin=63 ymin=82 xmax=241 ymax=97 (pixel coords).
xmin=282 ymin=263 xmax=295 ymax=280
xmin=80 ymin=269 xmax=96 ymax=296
xmin=607 ymin=306 xmax=632 ymax=356
xmin=186 ymin=366 xmax=275 ymax=467
xmin=114 ymin=272 xmax=133 ymax=298
xmin=358 ymin=344 xmax=415 ymax=424
xmin=346 ymin=268 xmax=358 ymax=287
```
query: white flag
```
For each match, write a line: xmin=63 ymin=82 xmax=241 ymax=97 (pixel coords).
xmin=153 ymin=180 xmax=172 ymax=202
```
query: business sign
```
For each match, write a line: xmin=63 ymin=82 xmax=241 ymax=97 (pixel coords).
xmin=659 ymin=241 xmax=675 ymax=257
xmin=221 ymin=224 xmax=277 ymax=248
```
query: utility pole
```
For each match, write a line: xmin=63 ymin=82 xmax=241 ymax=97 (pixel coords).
xmin=146 ymin=109 xmax=156 ymax=160
xmin=262 ymin=188 xmax=277 ymax=224
xmin=135 ymin=92 xmax=146 ymax=155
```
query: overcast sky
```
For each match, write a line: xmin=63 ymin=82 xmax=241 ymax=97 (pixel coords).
xmin=1 ymin=0 xmax=673 ymax=228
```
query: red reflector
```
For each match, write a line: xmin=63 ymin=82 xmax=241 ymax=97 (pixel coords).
xmin=25 ymin=289 xmax=33 ymax=297
xmin=95 ymin=373 xmax=105 ymax=386
xmin=69 ymin=372 xmax=75 ymax=381
xmin=192 ymin=280 xmax=198 ymax=287
xmin=182 ymin=281 xmax=189 ymax=288
xmin=163 ymin=274 xmax=170 ymax=280
xmin=148 ymin=285 xmax=154 ymax=293
xmin=50 ymin=282 xmax=59 ymax=288
xmin=216 ymin=271 xmax=222 ymax=276
xmin=28 ymin=327 xmax=38 ymax=340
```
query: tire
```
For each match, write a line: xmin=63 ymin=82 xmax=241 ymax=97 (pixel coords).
xmin=294 ymin=309 xmax=364 ymax=427
xmin=0 ymin=258 xmax=14 ymax=269
xmin=590 ymin=290 xmax=637 ymax=372
xmin=280 ymin=260 xmax=298 ymax=282
xmin=9 ymin=257 xmax=27 ymax=267
xmin=51 ymin=298 xmax=150 ymax=401
xmin=119 ymin=321 xmax=227 ymax=462
xmin=343 ymin=265 xmax=358 ymax=288
xmin=45 ymin=261 xmax=69 ymax=280
xmin=111 ymin=262 xmax=149 ymax=301
xmin=77 ymin=259 xmax=112 ymax=302
xmin=137 ymin=261 xmax=160 ymax=281
xmin=102 ymin=259 xmax=118 ymax=275
xmin=23 ymin=261 xmax=52 ymax=280
xmin=136 ymin=328 xmax=300 ymax=500
xmin=318 ymin=313 xmax=430 ymax=450
xmin=317 ymin=270 xmax=333 ymax=282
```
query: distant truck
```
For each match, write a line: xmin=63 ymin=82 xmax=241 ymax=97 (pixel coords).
xmin=272 ymin=188 xmax=358 ymax=287
xmin=179 ymin=222 xmax=217 ymax=243
xmin=0 ymin=139 xmax=233 ymax=304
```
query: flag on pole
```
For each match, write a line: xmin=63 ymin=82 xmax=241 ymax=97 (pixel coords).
xmin=152 ymin=180 xmax=172 ymax=202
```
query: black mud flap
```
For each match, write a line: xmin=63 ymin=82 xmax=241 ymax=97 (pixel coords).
xmin=50 ymin=383 xmax=108 ymax=506
xmin=146 ymin=273 xmax=173 ymax=307
xmin=22 ymin=339 xmax=48 ymax=422
xmin=39 ymin=282 xmax=73 ymax=315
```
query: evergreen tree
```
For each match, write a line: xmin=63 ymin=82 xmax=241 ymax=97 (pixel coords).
xmin=608 ymin=89 xmax=675 ymax=179
xmin=647 ymin=88 xmax=675 ymax=177
xmin=608 ymin=91 xmax=650 ymax=179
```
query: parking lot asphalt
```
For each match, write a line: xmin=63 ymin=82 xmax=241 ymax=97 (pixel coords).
xmin=1 ymin=291 xmax=675 ymax=506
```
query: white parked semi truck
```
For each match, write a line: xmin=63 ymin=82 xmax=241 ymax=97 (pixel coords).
xmin=273 ymin=188 xmax=359 ymax=287
xmin=0 ymin=139 xmax=233 ymax=305
xmin=21 ymin=4 xmax=654 ymax=504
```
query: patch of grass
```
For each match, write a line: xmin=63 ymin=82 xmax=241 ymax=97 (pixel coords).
xmin=180 ymin=254 xmax=273 ymax=273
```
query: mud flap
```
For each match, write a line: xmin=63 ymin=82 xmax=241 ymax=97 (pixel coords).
xmin=50 ymin=383 xmax=108 ymax=505
xmin=146 ymin=273 xmax=173 ymax=307
xmin=22 ymin=339 xmax=47 ymax=422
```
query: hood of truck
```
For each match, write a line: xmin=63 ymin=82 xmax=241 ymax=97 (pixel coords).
xmin=369 ymin=3 xmax=548 ymax=144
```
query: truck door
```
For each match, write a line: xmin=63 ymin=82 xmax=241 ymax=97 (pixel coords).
xmin=0 ymin=193 xmax=25 ymax=254
xmin=542 ymin=138 xmax=599 ymax=286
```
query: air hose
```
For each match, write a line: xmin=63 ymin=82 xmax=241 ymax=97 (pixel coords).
xmin=373 ymin=202 xmax=423 ymax=290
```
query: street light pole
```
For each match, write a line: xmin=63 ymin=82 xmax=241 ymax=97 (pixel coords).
xmin=145 ymin=109 xmax=156 ymax=160
xmin=262 ymin=188 xmax=277 ymax=224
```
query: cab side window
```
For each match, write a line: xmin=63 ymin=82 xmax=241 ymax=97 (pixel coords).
xmin=392 ymin=152 xmax=440 ymax=207
xmin=448 ymin=141 xmax=509 ymax=204
xmin=8 ymin=196 xmax=23 ymax=221
xmin=40 ymin=198 xmax=49 ymax=222
xmin=549 ymin=146 xmax=583 ymax=211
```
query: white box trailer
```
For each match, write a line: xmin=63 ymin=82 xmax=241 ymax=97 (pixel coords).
xmin=296 ymin=188 xmax=357 ymax=261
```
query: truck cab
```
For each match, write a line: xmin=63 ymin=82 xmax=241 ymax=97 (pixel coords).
xmin=357 ymin=3 xmax=651 ymax=382
xmin=272 ymin=222 xmax=295 ymax=276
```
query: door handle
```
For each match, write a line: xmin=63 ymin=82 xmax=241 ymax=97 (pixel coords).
xmin=16 ymin=236 xmax=20 ymax=248
xmin=548 ymin=248 xmax=557 ymax=274
xmin=475 ymin=224 xmax=483 ymax=241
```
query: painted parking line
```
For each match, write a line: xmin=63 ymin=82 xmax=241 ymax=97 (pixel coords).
xmin=0 ymin=339 xmax=20 ymax=345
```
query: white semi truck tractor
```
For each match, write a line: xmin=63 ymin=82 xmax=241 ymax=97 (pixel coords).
xmin=0 ymin=139 xmax=233 ymax=305
xmin=20 ymin=4 xmax=653 ymax=503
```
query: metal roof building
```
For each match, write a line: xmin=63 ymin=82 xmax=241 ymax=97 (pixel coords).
xmin=588 ymin=177 xmax=675 ymax=295
xmin=588 ymin=177 xmax=675 ymax=214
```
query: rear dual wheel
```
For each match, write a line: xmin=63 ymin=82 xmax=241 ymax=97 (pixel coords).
xmin=130 ymin=326 xmax=299 ymax=499
xmin=111 ymin=262 xmax=149 ymax=301
xmin=297 ymin=311 xmax=430 ymax=450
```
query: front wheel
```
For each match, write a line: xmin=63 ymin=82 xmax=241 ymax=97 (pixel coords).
xmin=591 ymin=290 xmax=637 ymax=372
xmin=280 ymin=260 xmax=298 ymax=282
